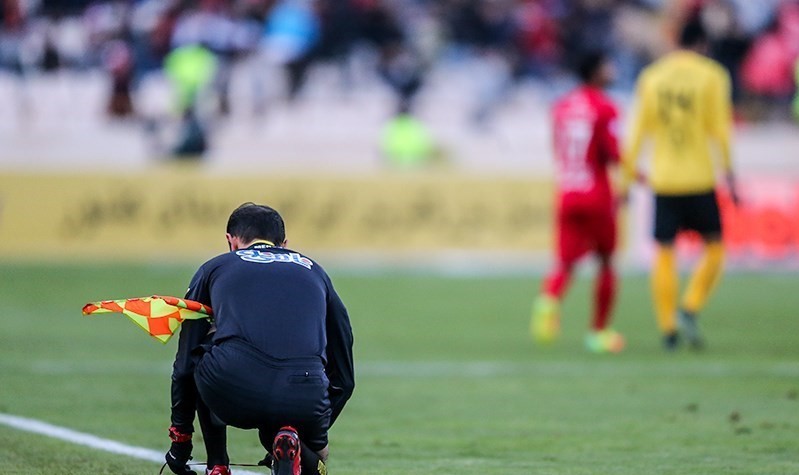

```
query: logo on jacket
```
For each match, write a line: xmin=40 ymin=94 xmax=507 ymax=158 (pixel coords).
xmin=236 ymin=250 xmax=314 ymax=269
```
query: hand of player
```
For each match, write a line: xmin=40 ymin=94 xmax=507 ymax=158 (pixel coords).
xmin=726 ymin=172 xmax=740 ymax=207
xmin=165 ymin=442 xmax=196 ymax=475
xmin=615 ymin=191 xmax=630 ymax=209
xmin=165 ymin=427 xmax=196 ymax=475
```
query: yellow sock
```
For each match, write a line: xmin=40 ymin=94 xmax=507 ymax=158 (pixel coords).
xmin=651 ymin=245 xmax=678 ymax=334
xmin=682 ymin=241 xmax=725 ymax=314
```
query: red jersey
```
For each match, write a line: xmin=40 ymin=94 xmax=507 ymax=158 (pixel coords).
xmin=551 ymin=86 xmax=620 ymax=211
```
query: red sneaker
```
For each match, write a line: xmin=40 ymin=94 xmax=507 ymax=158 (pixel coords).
xmin=206 ymin=465 xmax=231 ymax=475
xmin=271 ymin=426 xmax=301 ymax=475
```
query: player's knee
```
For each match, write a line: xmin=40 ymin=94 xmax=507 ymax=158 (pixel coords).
xmin=557 ymin=260 xmax=575 ymax=274
xmin=596 ymin=253 xmax=613 ymax=268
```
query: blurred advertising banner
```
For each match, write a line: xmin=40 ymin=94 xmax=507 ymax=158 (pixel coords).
xmin=0 ymin=171 xmax=555 ymax=262
xmin=629 ymin=178 xmax=799 ymax=267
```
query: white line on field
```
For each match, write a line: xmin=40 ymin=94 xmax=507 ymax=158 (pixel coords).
xmin=12 ymin=359 xmax=799 ymax=378
xmin=0 ymin=413 xmax=263 ymax=475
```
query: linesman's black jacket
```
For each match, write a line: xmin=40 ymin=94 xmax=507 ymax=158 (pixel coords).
xmin=170 ymin=243 xmax=355 ymax=433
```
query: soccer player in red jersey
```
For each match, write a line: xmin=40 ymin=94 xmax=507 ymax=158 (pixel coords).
xmin=531 ymin=51 xmax=625 ymax=353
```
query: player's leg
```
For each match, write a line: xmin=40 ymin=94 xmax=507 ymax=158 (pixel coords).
xmin=191 ymin=349 xmax=237 ymax=474
xmin=544 ymin=209 xmax=583 ymax=299
xmin=679 ymin=192 xmax=725 ymax=349
xmin=531 ymin=208 xmax=586 ymax=343
xmin=196 ymin=340 xmax=285 ymax=473
xmin=196 ymin=397 xmax=230 ymax=472
xmin=584 ymin=253 xmax=625 ymax=353
xmin=592 ymin=253 xmax=615 ymax=331
xmin=584 ymin=210 xmax=624 ymax=353
xmin=532 ymin=259 xmax=574 ymax=343
xmin=651 ymin=195 xmax=681 ymax=350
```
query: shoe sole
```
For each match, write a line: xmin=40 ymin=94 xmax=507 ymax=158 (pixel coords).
xmin=272 ymin=429 xmax=301 ymax=475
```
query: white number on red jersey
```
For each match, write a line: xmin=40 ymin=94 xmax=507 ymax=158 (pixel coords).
xmin=555 ymin=118 xmax=594 ymax=192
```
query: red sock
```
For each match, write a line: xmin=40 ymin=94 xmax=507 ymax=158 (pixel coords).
xmin=544 ymin=263 xmax=572 ymax=299
xmin=593 ymin=264 xmax=616 ymax=331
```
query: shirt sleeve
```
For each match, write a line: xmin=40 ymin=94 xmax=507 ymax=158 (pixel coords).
xmin=323 ymin=277 xmax=355 ymax=427
xmin=709 ymin=67 xmax=733 ymax=172
xmin=170 ymin=266 xmax=212 ymax=433
xmin=600 ymin=103 xmax=621 ymax=164
xmin=621 ymin=74 xmax=651 ymax=190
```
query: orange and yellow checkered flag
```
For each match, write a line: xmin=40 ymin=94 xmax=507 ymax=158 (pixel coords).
xmin=82 ymin=296 xmax=212 ymax=343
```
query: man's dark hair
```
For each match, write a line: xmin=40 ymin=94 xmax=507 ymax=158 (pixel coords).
xmin=577 ymin=50 xmax=607 ymax=84
xmin=678 ymin=20 xmax=708 ymax=48
xmin=226 ymin=203 xmax=286 ymax=245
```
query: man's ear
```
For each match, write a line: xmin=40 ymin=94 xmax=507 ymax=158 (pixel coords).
xmin=226 ymin=233 xmax=237 ymax=251
xmin=279 ymin=239 xmax=288 ymax=248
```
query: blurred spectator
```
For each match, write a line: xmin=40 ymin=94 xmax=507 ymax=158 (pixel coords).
xmin=378 ymin=41 xmax=424 ymax=114
xmin=2 ymin=0 xmax=798 ymax=150
xmin=513 ymin=0 xmax=562 ymax=79
xmin=381 ymin=112 xmax=436 ymax=168
xmin=741 ymin=21 xmax=794 ymax=98
xmin=794 ymin=57 xmax=799 ymax=120
xmin=85 ymin=2 xmax=138 ymax=118
xmin=129 ymin=1 xmax=182 ymax=76
xmin=0 ymin=0 xmax=25 ymax=74
xmin=703 ymin=0 xmax=750 ymax=101
xmin=103 ymin=38 xmax=135 ymax=117
xmin=358 ymin=0 xmax=428 ymax=114
xmin=172 ymin=0 xmax=256 ymax=115
xmin=40 ymin=0 xmax=92 ymax=18
xmin=740 ymin=1 xmax=799 ymax=119
xmin=164 ymin=43 xmax=218 ymax=157
xmin=259 ymin=0 xmax=320 ymax=101
xmin=447 ymin=0 xmax=517 ymax=125
xmin=0 ymin=0 xmax=30 ymax=119
xmin=561 ymin=0 xmax=617 ymax=74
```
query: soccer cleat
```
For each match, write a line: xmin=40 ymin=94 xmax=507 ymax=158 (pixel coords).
xmin=585 ymin=329 xmax=626 ymax=354
xmin=206 ymin=466 xmax=231 ymax=475
xmin=271 ymin=426 xmax=301 ymax=475
xmin=531 ymin=295 xmax=561 ymax=344
xmin=663 ymin=332 xmax=680 ymax=351
xmin=678 ymin=309 xmax=705 ymax=350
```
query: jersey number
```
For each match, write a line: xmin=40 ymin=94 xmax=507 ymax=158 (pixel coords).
xmin=658 ymin=86 xmax=695 ymax=149
xmin=556 ymin=119 xmax=593 ymax=192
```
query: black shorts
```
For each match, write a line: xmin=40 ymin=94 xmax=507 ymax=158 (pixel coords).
xmin=195 ymin=338 xmax=332 ymax=452
xmin=654 ymin=191 xmax=722 ymax=243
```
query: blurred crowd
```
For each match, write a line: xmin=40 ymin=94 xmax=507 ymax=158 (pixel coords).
xmin=1 ymin=0 xmax=798 ymax=155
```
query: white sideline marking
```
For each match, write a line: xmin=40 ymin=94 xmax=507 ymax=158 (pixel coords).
xmin=15 ymin=359 xmax=799 ymax=378
xmin=0 ymin=413 xmax=262 ymax=475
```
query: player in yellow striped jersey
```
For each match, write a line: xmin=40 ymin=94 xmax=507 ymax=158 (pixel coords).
xmin=621 ymin=20 xmax=739 ymax=351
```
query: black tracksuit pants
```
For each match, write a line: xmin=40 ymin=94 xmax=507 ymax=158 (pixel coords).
xmin=195 ymin=338 xmax=332 ymax=452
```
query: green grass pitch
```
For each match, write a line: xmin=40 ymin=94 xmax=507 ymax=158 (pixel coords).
xmin=1 ymin=263 xmax=798 ymax=474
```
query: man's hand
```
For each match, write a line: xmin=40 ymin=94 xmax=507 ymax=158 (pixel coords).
xmin=615 ymin=190 xmax=630 ymax=210
xmin=726 ymin=171 xmax=740 ymax=206
xmin=165 ymin=427 xmax=196 ymax=475
xmin=615 ymin=170 xmax=646 ymax=209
